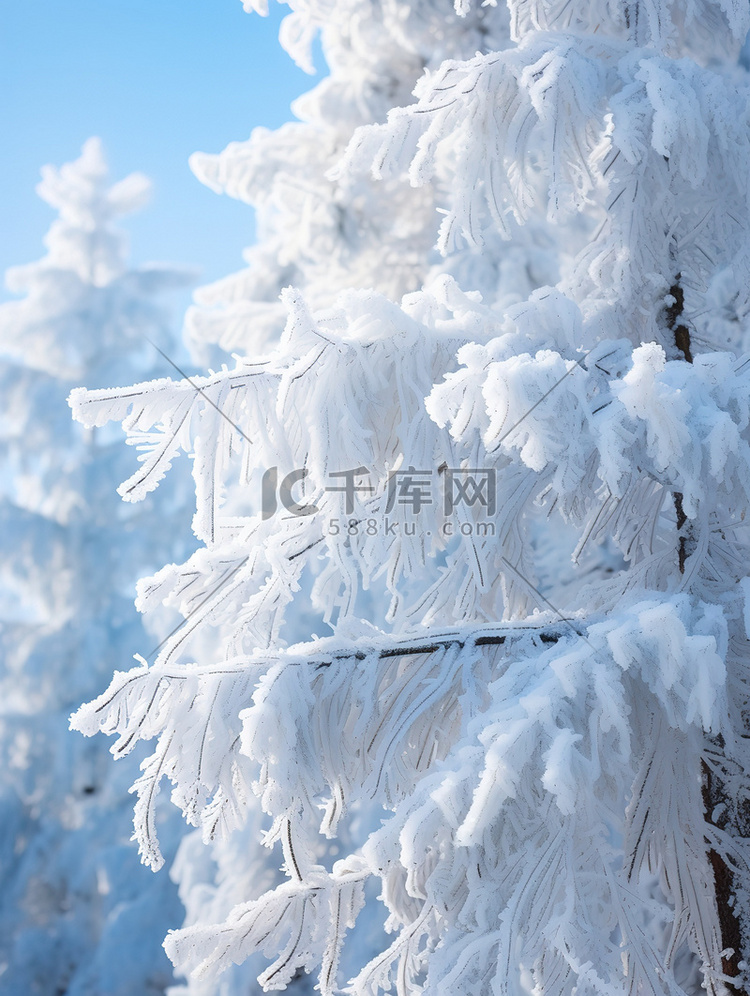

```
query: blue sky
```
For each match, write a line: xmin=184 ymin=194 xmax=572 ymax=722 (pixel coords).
xmin=0 ymin=0 xmax=321 ymax=301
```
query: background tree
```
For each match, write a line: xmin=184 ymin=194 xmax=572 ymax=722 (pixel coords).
xmin=71 ymin=1 xmax=750 ymax=995
xmin=0 ymin=138 xmax=193 ymax=995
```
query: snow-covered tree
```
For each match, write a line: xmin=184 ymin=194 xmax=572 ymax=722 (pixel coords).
xmin=0 ymin=138 xmax=194 ymax=995
xmin=71 ymin=1 xmax=750 ymax=995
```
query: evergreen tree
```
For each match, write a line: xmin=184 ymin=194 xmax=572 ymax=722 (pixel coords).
xmin=71 ymin=2 xmax=750 ymax=995
xmin=0 ymin=138 xmax=193 ymax=995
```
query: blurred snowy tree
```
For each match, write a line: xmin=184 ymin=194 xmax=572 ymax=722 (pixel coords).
xmin=70 ymin=1 xmax=750 ymax=995
xmin=0 ymin=138 xmax=194 ymax=995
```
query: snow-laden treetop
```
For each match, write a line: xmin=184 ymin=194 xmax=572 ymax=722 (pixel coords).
xmin=2 ymin=137 xmax=191 ymax=381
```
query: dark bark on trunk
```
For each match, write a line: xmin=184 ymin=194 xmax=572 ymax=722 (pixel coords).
xmin=703 ymin=761 xmax=746 ymax=995
xmin=667 ymin=277 xmax=747 ymax=994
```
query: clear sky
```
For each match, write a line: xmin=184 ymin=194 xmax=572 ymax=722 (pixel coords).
xmin=0 ymin=0 xmax=321 ymax=301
